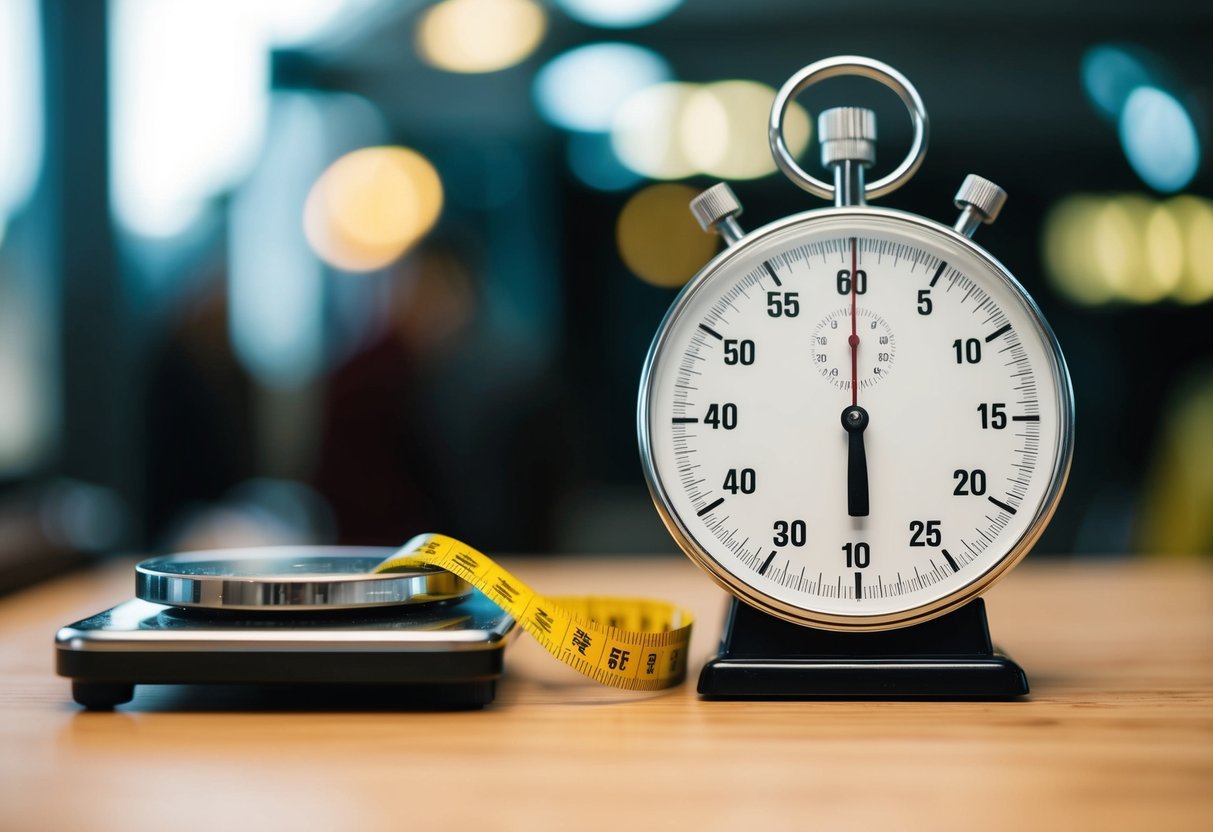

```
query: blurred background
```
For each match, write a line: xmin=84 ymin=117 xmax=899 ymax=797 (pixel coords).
xmin=0 ymin=0 xmax=1210 ymax=589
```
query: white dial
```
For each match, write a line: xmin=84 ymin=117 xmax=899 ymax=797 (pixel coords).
xmin=640 ymin=208 xmax=1072 ymax=631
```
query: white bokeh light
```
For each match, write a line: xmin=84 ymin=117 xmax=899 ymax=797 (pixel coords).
xmin=534 ymin=43 xmax=671 ymax=132
xmin=0 ymin=0 xmax=42 ymax=217
xmin=611 ymin=83 xmax=702 ymax=180
xmin=555 ymin=0 xmax=682 ymax=29
xmin=109 ymin=0 xmax=360 ymax=238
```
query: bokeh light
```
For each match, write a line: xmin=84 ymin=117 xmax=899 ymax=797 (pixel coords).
xmin=1168 ymin=196 xmax=1213 ymax=305
xmin=1118 ymin=87 xmax=1200 ymax=193
xmin=0 ymin=0 xmax=41 ymax=221
xmin=555 ymin=0 xmax=682 ymax=29
xmin=533 ymin=43 xmax=672 ymax=132
xmin=611 ymin=83 xmax=701 ymax=180
xmin=616 ymin=183 xmax=718 ymax=287
xmin=683 ymin=80 xmax=810 ymax=180
xmin=1042 ymin=195 xmax=1107 ymax=304
xmin=1080 ymin=45 xmax=1152 ymax=120
xmin=416 ymin=0 xmax=546 ymax=74
xmin=1043 ymin=193 xmax=1213 ymax=306
xmin=611 ymin=80 xmax=810 ymax=181
xmin=303 ymin=146 xmax=443 ymax=272
xmin=1079 ymin=44 xmax=1202 ymax=195
xmin=1142 ymin=203 xmax=1184 ymax=300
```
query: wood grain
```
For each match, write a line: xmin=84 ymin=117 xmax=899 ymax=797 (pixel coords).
xmin=1 ymin=556 xmax=1210 ymax=832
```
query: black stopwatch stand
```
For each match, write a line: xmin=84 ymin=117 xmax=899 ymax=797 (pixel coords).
xmin=698 ymin=598 xmax=1028 ymax=699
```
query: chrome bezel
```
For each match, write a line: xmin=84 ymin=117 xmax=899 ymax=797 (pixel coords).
xmin=637 ymin=205 xmax=1074 ymax=632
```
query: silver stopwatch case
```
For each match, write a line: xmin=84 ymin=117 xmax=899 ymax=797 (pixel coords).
xmin=635 ymin=57 xmax=1072 ymax=630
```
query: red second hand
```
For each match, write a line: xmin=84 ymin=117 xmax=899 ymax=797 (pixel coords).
xmin=849 ymin=237 xmax=859 ymax=407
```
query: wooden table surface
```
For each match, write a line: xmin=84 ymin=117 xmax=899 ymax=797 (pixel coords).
xmin=1 ymin=555 xmax=1210 ymax=831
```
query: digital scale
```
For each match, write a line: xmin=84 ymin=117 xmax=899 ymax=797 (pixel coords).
xmin=638 ymin=56 xmax=1074 ymax=698
xmin=56 ymin=548 xmax=515 ymax=709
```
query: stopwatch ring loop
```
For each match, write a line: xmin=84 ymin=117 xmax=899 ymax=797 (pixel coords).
xmin=769 ymin=55 xmax=929 ymax=201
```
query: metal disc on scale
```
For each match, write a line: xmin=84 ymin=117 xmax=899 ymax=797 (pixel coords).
xmin=136 ymin=547 xmax=471 ymax=611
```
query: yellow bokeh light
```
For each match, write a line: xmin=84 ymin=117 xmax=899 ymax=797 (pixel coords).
xmin=416 ymin=0 xmax=546 ymax=74
xmin=1094 ymin=195 xmax=1157 ymax=303
xmin=1043 ymin=192 xmax=1213 ymax=307
xmin=617 ymin=183 xmax=719 ymax=287
xmin=611 ymin=83 xmax=701 ymax=180
xmin=1167 ymin=195 xmax=1213 ymax=305
xmin=1143 ymin=203 xmax=1184 ymax=299
xmin=303 ymin=146 xmax=444 ymax=273
xmin=1043 ymin=195 xmax=1109 ymax=304
xmin=612 ymin=79 xmax=812 ymax=181
xmin=683 ymin=80 xmax=811 ymax=180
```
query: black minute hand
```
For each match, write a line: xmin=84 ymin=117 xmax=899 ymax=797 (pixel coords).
xmin=841 ymin=405 xmax=870 ymax=517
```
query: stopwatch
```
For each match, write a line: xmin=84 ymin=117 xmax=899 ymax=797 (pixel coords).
xmin=638 ymin=57 xmax=1073 ymax=633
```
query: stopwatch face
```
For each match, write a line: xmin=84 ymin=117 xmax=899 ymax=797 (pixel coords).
xmin=639 ymin=207 xmax=1073 ymax=631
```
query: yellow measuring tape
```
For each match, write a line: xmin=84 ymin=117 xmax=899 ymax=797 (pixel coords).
xmin=374 ymin=533 xmax=693 ymax=691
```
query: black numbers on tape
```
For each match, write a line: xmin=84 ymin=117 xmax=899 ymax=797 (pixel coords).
xmin=607 ymin=647 xmax=631 ymax=671
xmin=531 ymin=607 xmax=555 ymax=634
xmin=571 ymin=628 xmax=592 ymax=655
xmin=492 ymin=577 xmax=520 ymax=603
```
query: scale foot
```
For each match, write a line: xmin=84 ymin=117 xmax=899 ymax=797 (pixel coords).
xmin=72 ymin=682 xmax=136 ymax=710
xmin=699 ymin=654 xmax=1027 ymax=699
xmin=698 ymin=598 xmax=1029 ymax=700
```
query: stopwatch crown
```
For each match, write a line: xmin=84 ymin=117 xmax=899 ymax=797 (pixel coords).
xmin=953 ymin=174 xmax=1008 ymax=238
xmin=818 ymin=107 xmax=877 ymax=168
xmin=689 ymin=182 xmax=745 ymax=245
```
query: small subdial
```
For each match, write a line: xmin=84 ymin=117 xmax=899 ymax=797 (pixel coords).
xmin=812 ymin=307 xmax=897 ymax=391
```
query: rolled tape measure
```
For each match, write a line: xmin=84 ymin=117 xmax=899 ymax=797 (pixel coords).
xmin=375 ymin=534 xmax=694 ymax=691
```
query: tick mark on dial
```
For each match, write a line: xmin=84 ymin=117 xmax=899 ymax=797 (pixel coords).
xmin=758 ymin=550 xmax=777 ymax=576
xmin=698 ymin=323 xmax=724 ymax=340
xmin=930 ymin=261 xmax=948 ymax=287
xmin=672 ymin=417 xmax=698 ymax=424
xmin=762 ymin=261 xmax=783 ymax=287
xmin=987 ymin=496 xmax=1017 ymax=515
xmin=854 ymin=572 xmax=863 ymax=601
xmin=985 ymin=323 xmax=1013 ymax=342
xmin=941 ymin=549 xmax=960 ymax=572
xmin=1012 ymin=414 xmax=1040 ymax=422
xmin=697 ymin=497 xmax=725 ymax=516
